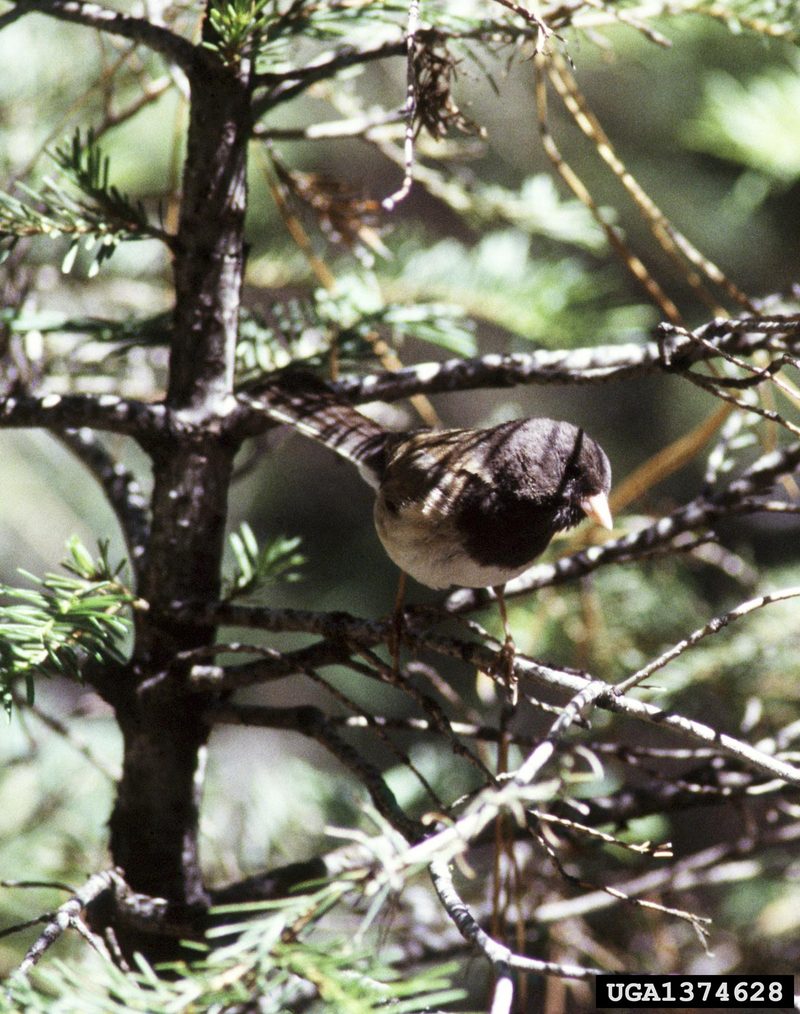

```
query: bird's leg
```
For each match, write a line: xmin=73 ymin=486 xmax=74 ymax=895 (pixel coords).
xmin=494 ymin=584 xmax=518 ymax=705
xmin=389 ymin=570 xmax=408 ymax=673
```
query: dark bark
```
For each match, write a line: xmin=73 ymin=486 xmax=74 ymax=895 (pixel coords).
xmin=99 ymin=11 xmax=256 ymax=950
xmin=107 ymin=442 xmax=236 ymax=917
xmin=169 ymin=30 xmax=253 ymax=409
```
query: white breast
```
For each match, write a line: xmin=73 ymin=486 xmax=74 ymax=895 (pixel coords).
xmin=373 ymin=497 xmax=532 ymax=590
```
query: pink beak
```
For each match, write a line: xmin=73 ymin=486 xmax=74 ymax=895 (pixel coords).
xmin=581 ymin=491 xmax=613 ymax=531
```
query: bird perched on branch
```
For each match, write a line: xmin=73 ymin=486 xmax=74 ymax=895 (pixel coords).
xmin=252 ymin=372 xmax=612 ymax=674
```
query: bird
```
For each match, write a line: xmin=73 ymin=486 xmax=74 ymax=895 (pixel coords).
xmin=252 ymin=372 xmax=612 ymax=675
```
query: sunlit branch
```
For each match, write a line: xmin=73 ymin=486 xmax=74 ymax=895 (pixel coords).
xmin=0 ymin=392 xmax=171 ymax=442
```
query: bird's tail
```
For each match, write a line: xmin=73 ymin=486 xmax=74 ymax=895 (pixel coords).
xmin=243 ymin=372 xmax=388 ymax=488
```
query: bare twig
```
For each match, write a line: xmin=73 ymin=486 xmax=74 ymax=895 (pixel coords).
xmin=513 ymin=680 xmax=609 ymax=785
xmin=381 ymin=0 xmax=421 ymax=212
xmin=1 ymin=879 xmax=74 ymax=892
xmin=491 ymin=0 xmax=553 ymax=43
xmin=578 ymin=0 xmax=672 ymax=45
xmin=430 ymin=855 xmax=603 ymax=980
xmin=57 ymin=428 xmax=150 ymax=571
xmin=530 ymin=804 xmax=710 ymax=945
xmin=11 ymin=869 xmax=119 ymax=977
xmin=183 ymin=581 xmax=800 ymax=792
xmin=533 ymin=51 xmax=682 ymax=323
xmin=303 ymin=664 xmax=448 ymax=808
xmin=0 ymin=1 xmax=200 ymax=74
xmin=254 ymin=40 xmax=406 ymax=114
xmin=327 ymin=314 xmax=800 ymax=405
xmin=546 ymin=49 xmax=753 ymax=314
xmin=412 ymin=634 xmax=800 ymax=787
xmin=94 ymin=74 xmax=176 ymax=138
xmin=348 ymin=651 xmax=491 ymax=778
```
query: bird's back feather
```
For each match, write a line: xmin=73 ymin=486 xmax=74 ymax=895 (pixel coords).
xmin=246 ymin=373 xmax=388 ymax=488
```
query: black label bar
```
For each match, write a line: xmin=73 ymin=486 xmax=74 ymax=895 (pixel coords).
xmin=595 ymin=974 xmax=794 ymax=1009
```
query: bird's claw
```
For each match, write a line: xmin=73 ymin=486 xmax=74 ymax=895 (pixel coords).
xmin=498 ymin=635 xmax=518 ymax=707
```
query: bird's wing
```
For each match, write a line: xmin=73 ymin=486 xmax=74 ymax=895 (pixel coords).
xmin=381 ymin=428 xmax=494 ymax=516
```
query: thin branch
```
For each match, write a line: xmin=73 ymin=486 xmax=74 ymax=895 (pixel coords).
xmin=491 ymin=0 xmax=553 ymax=42
xmin=177 ymin=599 xmax=390 ymax=644
xmin=0 ymin=879 xmax=74 ymax=892
xmin=0 ymin=1 xmax=201 ymax=75
xmin=498 ymin=683 xmax=710 ymax=938
xmin=545 ymin=48 xmax=753 ymax=314
xmin=182 ymin=637 xmax=357 ymax=692
xmin=683 ymin=368 xmax=800 ymax=439
xmin=198 ymin=616 xmax=800 ymax=788
xmin=531 ymin=807 xmax=672 ymax=858
xmin=93 ymin=74 xmax=177 ymax=140
xmin=253 ymin=40 xmax=406 ymax=115
xmin=204 ymin=643 xmax=491 ymax=784
xmin=429 ymin=855 xmax=603 ymax=981
xmin=300 ymin=663 xmax=448 ymax=809
xmin=529 ymin=807 xmax=709 ymax=945
xmin=0 ymin=392 xmax=171 ymax=443
xmin=222 ymin=705 xmax=516 ymax=745
xmin=181 ymin=561 xmax=800 ymax=791
xmin=576 ymin=0 xmax=673 ymax=45
xmin=681 ymin=321 xmax=800 ymax=398
xmin=490 ymin=966 xmax=515 ymax=1014
xmin=10 ymin=869 xmax=118 ymax=977
xmin=742 ymin=499 xmax=800 ymax=515
xmin=229 ymin=315 xmax=800 ymax=441
xmin=347 ymin=650 xmax=491 ymax=779
xmin=413 ymin=633 xmax=800 ymax=787
xmin=533 ymin=50 xmax=682 ymax=323
xmin=309 ymin=315 xmax=800 ymax=407
xmin=57 ymin=428 xmax=150 ymax=571
xmin=6 ymin=56 xmax=172 ymax=192
xmin=381 ymin=0 xmax=420 ymax=212
xmin=513 ymin=680 xmax=609 ymax=786
xmin=0 ymin=913 xmax=55 ymax=942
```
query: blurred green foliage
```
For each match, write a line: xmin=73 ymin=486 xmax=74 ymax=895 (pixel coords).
xmin=389 ymin=230 xmax=656 ymax=343
xmin=684 ymin=59 xmax=800 ymax=184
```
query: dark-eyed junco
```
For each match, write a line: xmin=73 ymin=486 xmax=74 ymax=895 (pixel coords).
xmin=251 ymin=374 xmax=613 ymax=595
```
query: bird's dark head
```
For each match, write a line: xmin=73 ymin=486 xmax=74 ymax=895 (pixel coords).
xmin=499 ymin=418 xmax=613 ymax=534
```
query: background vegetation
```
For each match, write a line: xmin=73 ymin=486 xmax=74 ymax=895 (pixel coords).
xmin=0 ymin=0 xmax=799 ymax=1010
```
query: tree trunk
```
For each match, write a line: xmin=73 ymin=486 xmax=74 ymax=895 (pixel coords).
xmin=100 ymin=16 xmax=255 ymax=954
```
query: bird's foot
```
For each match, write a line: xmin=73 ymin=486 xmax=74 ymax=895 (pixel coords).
xmin=498 ymin=634 xmax=518 ymax=706
xmin=492 ymin=585 xmax=518 ymax=706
